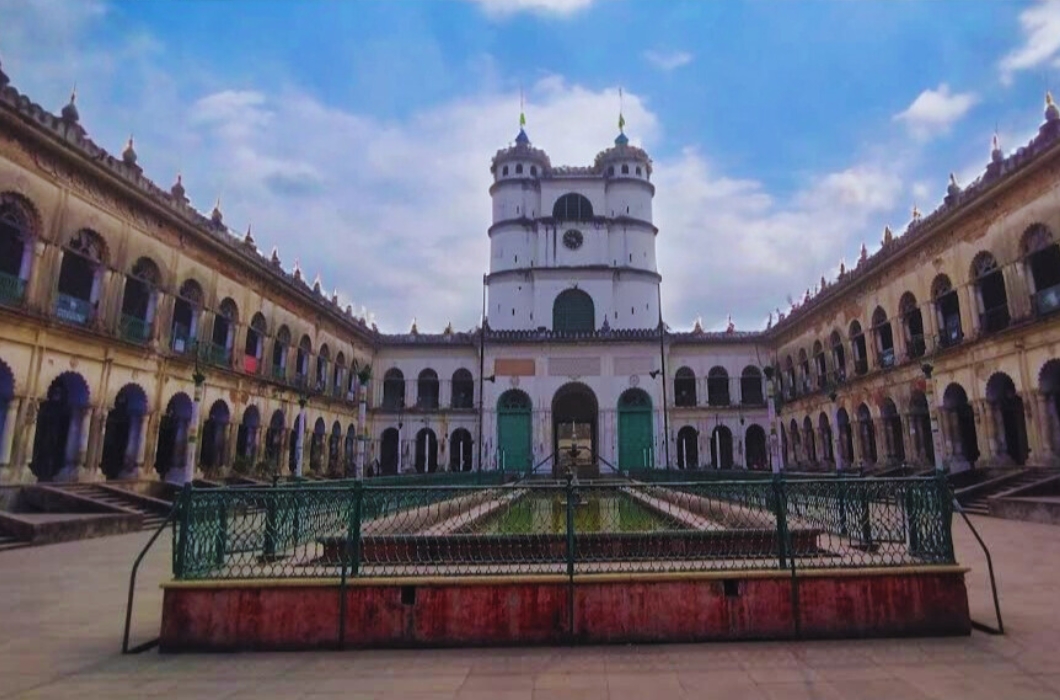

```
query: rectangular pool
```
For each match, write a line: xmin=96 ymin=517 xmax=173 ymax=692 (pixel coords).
xmin=468 ymin=490 xmax=686 ymax=534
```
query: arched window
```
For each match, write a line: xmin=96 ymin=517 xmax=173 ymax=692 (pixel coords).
xmin=797 ymin=349 xmax=811 ymax=393
xmin=830 ymin=330 xmax=847 ymax=381
xmin=621 ymin=164 xmax=630 ymax=174
xmin=897 ymin=293 xmax=925 ymax=360
xmin=1023 ymin=224 xmax=1060 ymax=316
xmin=417 ymin=368 xmax=439 ymax=409
xmin=272 ymin=325 xmax=291 ymax=381
xmin=530 ymin=165 xmax=538 ymax=177
xmin=745 ymin=424 xmax=768 ymax=470
xmin=812 ymin=341 xmax=826 ymax=389
xmin=315 ymin=343 xmax=330 ymax=390
xmin=849 ymin=320 xmax=868 ymax=375
xmin=243 ymin=312 xmax=267 ymax=373
xmin=451 ymin=369 xmax=474 ymax=409
xmin=502 ymin=165 xmax=509 ymax=176
xmin=415 ymin=428 xmax=439 ymax=472
xmin=553 ymin=288 xmax=594 ymax=333
xmin=296 ymin=335 xmax=312 ymax=383
xmin=552 ymin=193 xmax=594 ymax=221
xmin=120 ymin=257 xmax=160 ymax=344
xmin=207 ymin=298 xmax=238 ymax=365
xmin=932 ymin=274 xmax=963 ymax=347
xmin=56 ymin=229 xmax=106 ymax=326
xmin=707 ymin=367 xmax=730 ymax=406
xmin=449 ymin=428 xmax=473 ymax=471
xmin=783 ymin=356 xmax=795 ymax=399
xmin=515 ymin=163 xmax=523 ymax=175
xmin=740 ymin=366 xmax=763 ymax=405
xmin=677 ymin=426 xmax=698 ymax=468
xmin=171 ymin=279 xmax=203 ymax=354
xmin=382 ymin=368 xmax=405 ymax=410
xmin=871 ymin=306 xmax=894 ymax=368
xmin=0 ymin=193 xmax=37 ymax=306
xmin=674 ymin=367 xmax=696 ymax=407
xmin=972 ymin=251 xmax=1010 ymax=334
xmin=333 ymin=352 xmax=347 ymax=398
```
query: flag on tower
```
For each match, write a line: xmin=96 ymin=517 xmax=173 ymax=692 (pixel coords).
xmin=618 ymin=87 xmax=625 ymax=131
xmin=519 ymin=86 xmax=526 ymax=127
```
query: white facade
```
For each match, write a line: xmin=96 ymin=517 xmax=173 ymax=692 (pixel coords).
xmin=369 ymin=128 xmax=772 ymax=476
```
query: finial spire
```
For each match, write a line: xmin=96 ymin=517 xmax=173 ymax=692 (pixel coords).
xmin=519 ymin=85 xmax=526 ymax=129
xmin=1046 ymin=91 xmax=1060 ymax=122
xmin=618 ymin=86 xmax=626 ymax=133
xmin=61 ymin=84 xmax=80 ymax=124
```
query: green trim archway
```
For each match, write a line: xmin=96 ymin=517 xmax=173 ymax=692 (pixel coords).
xmin=617 ymin=388 xmax=654 ymax=469
xmin=497 ymin=389 xmax=532 ymax=471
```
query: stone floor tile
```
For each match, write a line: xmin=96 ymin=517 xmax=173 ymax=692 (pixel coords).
xmin=756 ymin=680 xmax=844 ymax=700
xmin=828 ymin=678 xmax=932 ymax=700
xmin=533 ymin=672 xmax=609 ymax=690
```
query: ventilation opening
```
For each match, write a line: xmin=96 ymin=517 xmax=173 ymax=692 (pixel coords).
xmin=401 ymin=585 xmax=416 ymax=605
xmin=723 ymin=579 xmax=740 ymax=597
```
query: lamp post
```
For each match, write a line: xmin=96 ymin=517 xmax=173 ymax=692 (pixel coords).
xmin=649 ymin=368 xmax=669 ymax=470
xmin=184 ymin=340 xmax=206 ymax=485
xmin=921 ymin=363 xmax=945 ymax=473
xmin=763 ymin=366 xmax=781 ymax=474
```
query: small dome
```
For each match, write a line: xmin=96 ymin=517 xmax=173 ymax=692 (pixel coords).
xmin=614 ymin=132 xmax=629 ymax=146
xmin=122 ymin=136 xmax=137 ymax=166
xmin=210 ymin=199 xmax=223 ymax=226
xmin=1047 ymin=92 xmax=1059 ymax=122
xmin=514 ymin=128 xmax=530 ymax=145
xmin=61 ymin=91 xmax=79 ymax=123
xmin=270 ymin=247 xmax=281 ymax=266
xmin=947 ymin=173 xmax=961 ymax=197
xmin=170 ymin=173 xmax=186 ymax=201
xmin=243 ymin=224 xmax=255 ymax=247
xmin=991 ymin=133 xmax=1003 ymax=164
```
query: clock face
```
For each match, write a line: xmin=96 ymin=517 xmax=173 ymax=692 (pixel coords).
xmin=563 ymin=229 xmax=584 ymax=250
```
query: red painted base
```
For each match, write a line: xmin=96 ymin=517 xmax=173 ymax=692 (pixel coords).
xmin=159 ymin=569 xmax=971 ymax=652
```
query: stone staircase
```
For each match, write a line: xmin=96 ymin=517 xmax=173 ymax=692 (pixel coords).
xmin=0 ymin=529 xmax=29 ymax=552
xmin=956 ymin=469 xmax=1054 ymax=516
xmin=55 ymin=483 xmax=172 ymax=530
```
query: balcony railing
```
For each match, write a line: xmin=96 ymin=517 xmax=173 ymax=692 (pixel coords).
xmin=1033 ymin=284 xmax=1060 ymax=317
xmin=54 ymin=293 xmax=93 ymax=325
xmin=906 ymin=334 xmax=926 ymax=360
xmin=272 ymin=364 xmax=287 ymax=381
xmin=0 ymin=271 xmax=26 ymax=305
xmin=979 ymin=305 xmax=1011 ymax=335
xmin=171 ymin=323 xmax=194 ymax=354
xmin=120 ymin=314 xmax=151 ymax=344
xmin=201 ymin=342 xmax=230 ymax=367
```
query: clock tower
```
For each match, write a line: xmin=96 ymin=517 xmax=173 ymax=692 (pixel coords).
xmin=485 ymin=126 xmax=660 ymax=332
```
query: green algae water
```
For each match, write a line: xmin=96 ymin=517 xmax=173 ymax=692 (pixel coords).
xmin=472 ymin=490 xmax=685 ymax=534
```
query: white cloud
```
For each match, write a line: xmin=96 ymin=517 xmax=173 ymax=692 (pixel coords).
xmin=643 ymin=50 xmax=693 ymax=71
xmin=466 ymin=0 xmax=595 ymax=17
xmin=893 ymin=84 xmax=978 ymax=140
xmin=999 ymin=0 xmax=1060 ymax=85
xmin=0 ymin=1 xmax=927 ymax=334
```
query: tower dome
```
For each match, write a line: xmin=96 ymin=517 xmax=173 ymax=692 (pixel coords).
xmin=491 ymin=119 xmax=551 ymax=182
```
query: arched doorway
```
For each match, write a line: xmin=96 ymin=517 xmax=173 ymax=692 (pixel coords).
xmin=1040 ymin=360 xmax=1060 ymax=461
xmin=943 ymin=383 xmax=979 ymax=469
xmin=552 ymin=383 xmax=598 ymax=476
xmin=676 ymin=425 xmax=699 ymax=469
xmin=100 ymin=383 xmax=148 ymax=480
xmin=449 ymin=428 xmax=473 ymax=471
xmin=379 ymin=427 xmax=399 ymax=475
xmin=986 ymin=373 xmax=1028 ymax=465
xmin=415 ymin=428 xmax=438 ymax=473
xmin=155 ymin=393 xmax=192 ymax=479
xmin=199 ymin=400 xmax=230 ymax=473
xmin=710 ymin=425 xmax=734 ymax=469
xmin=329 ymin=421 xmax=343 ymax=475
xmin=264 ymin=410 xmax=285 ymax=470
xmin=345 ymin=424 xmax=357 ymax=475
xmin=856 ymin=404 xmax=877 ymax=465
xmin=837 ymin=408 xmax=854 ymax=466
xmin=31 ymin=372 xmax=91 ymax=481
xmin=310 ymin=418 xmax=326 ymax=473
xmin=818 ymin=412 xmax=834 ymax=465
xmin=802 ymin=416 xmax=817 ymax=465
xmin=618 ymin=388 xmax=653 ymax=470
xmin=745 ymin=424 xmax=767 ymax=470
xmin=0 ymin=359 xmax=13 ymax=462
xmin=236 ymin=406 xmax=261 ymax=467
xmin=497 ymin=390 xmax=532 ymax=472
xmin=909 ymin=391 xmax=935 ymax=467
xmin=880 ymin=398 xmax=905 ymax=464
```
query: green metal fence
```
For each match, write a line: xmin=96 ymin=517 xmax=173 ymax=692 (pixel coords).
xmin=171 ymin=475 xmax=955 ymax=581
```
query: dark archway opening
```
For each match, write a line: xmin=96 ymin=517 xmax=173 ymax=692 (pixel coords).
xmin=553 ymin=382 xmax=599 ymax=477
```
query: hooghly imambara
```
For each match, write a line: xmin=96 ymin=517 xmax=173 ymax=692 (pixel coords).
xmin=1 ymin=60 xmax=1060 ymax=487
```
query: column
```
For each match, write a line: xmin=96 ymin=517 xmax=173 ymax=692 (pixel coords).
xmin=1035 ymin=392 xmax=1060 ymax=465
xmin=16 ymin=401 xmax=39 ymax=474
xmin=357 ymin=387 xmax=368 ymax=479
xmin=0 ymin=398 xmax=21 ymax=466
xmin=28 ymin=243 xmax=58 ymax=316
xmin=978 ymin=400 xmax=1001 ymax=465
xmin=852 ymin=421 xmax=864 ymax=466
xmin=153 ymin=293 xmax=174 ymax=347
xmin=880 ymin=418 xmax=895 ymax=464
xmin=184 ymin=384 xmax=203 ymax=484
xmin=142 ymin=412 xmax=160 ymax=476
xmin=831 ymin=407 xmax=844 ymax=471
xmin=294 ymin=406 xmax=306 ymax=477
xmin=903 ymin=412 xmax=919 ymax=466
xmin=134 ymin=412 xmax=150 ymax=470
xmin=74 ymin=408 xmax=93 ymax=477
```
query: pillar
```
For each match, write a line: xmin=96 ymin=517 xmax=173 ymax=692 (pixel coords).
xmin=831 ymin=407 xmax=844 ymax=471
xmin=357 ymin=388 xmax=368 ymax=479
xmin=902 ymin=412 xmax=919 ymax=466
xmin=134 ymin=412 xmax=150 ymax=470
xmin=0 ymin=398 xmax=21 ymax=466
xmin=18 ymin=401 xmax=39 ymax=476
xmin=74 ymin=408 xmax=93 ymax=478
xmin=222 ymin=422 xmax=236 ymax=468
xmin=1035 ymin=392 xmax=1060 ymax=465
xmin=184 ymin=384 xmax=203 ymax=484
xmin=294 ymin=406 xmax=306 ymax=477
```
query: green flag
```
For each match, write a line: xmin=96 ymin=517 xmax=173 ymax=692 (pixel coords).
xmin=520 ymin=111 xmax=526 ymax=127
xmin=618 ymin=112 xmax=625 ymax=131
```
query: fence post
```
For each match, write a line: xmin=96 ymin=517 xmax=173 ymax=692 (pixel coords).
xmin=905 ymin=482 xmax=921 ymax=556
xmin=771 ymin=475 xmax=789 ymax=569
xmin=937 ymin=473 xmax=955 ymax=563
xmin=837 ymin=473 xmax=849 ymax=536
xmin=174 ymin=483 xmax=192 ymax=578
xmin=213 ymin=491 xmax=228 ymax=567
xmin=857 ymin=481 xmax=873 ymax=549
xmin=565 ymin=473 xmax=576 ymax=642
xmin=263 ymin=481 xmax=278 ymax=560
xmin=349 ymin=481 xmax=364 ymax=577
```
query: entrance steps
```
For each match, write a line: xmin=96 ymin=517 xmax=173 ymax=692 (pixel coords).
xmin=54 ymin=483 xmax=172 ymax=530
xmin=955 ymin=469 xmax=1056 ymax=516
xmin=0 ymin=530 xmax=29 ymax=552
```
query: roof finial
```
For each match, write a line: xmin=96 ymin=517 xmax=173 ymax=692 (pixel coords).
xmin=1046 ymin=91 xmax=1060 ymax=122
xmin=270 ymin=246 xmax=281 ymax=266
xmin=122 ymin=135 xmax=137 ymax=166
xmin=519 ymin=84 xmax=526 ymax=129
xmin=170 ymin=172 xmax=187 ymax=203
xmin=210 ymin=196 xmax=223 ymax=226
xmin=882 ymin=225 xmax=894 ymax=245
xmin=911 ymin=202 xmax=921 ymax=222
xmin=726 ymin=314 xmax=735 ymax=333
xmin=0 ymin=56 xmax=10 ymax=89
xmin=61 ymin=85 xmax=80 ymax=123
xmin=243 ymin=223 xmax=255 ymax=247
xmin=410 ymin=318 xmax=419 ymax=335
xmin=991 ymin=131 xmax=1003 ymax=163
xmin=614 ymin=86 xmax=629 ymax=146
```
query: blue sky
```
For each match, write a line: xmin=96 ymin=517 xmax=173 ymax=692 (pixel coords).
xmin=2 ymin=0 xmax=1059 ymax=332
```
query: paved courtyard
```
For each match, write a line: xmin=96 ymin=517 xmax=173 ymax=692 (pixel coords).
xmin=2 ymin=513 xmax=1060 ymax=699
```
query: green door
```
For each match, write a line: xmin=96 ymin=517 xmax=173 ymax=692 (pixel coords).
xmin=497 ymin=390 xmax=532 ymax=471
xmin=618 ymin=389 xmax=654 ymax=469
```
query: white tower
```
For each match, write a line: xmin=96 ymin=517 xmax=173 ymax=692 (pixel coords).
xmin=485 ymin=125 xmax=659 ymax=332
